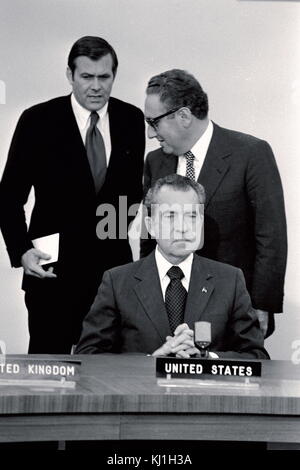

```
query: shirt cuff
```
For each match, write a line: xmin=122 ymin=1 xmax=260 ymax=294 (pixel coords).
xmin=209 ymin=351 xmax=219 ymax=358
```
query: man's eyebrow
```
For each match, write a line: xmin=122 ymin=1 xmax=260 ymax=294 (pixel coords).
xmin=80 ymin=72 xmax=111 ymax=77
xmin=161 ymin=210 xmax=175 ymax=214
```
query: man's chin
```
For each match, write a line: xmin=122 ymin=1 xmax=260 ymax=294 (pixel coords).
xmin=86 ymin=99 xmax=107 ymax=111
xmin=172 ymin=240 xmax=199 ymax=254
xmin=160 ymin=143 xmax=173 ymax=155
xmin=171 ymin=244 xmax=193 ymax=256
xmin=88 ymin=104 xmax=104 ymax=111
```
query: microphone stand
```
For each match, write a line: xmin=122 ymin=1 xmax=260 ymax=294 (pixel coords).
xmin=195 ymin=341 xmax=210 ymax=358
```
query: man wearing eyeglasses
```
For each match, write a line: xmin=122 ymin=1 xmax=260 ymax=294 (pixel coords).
xmin=141 ymin=69 xmax=287 ymax=338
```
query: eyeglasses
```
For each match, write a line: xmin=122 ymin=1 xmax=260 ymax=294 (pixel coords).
xmin=145 ymin=107 xmax=180 ymax=130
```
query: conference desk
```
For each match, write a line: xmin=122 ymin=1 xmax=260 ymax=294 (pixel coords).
xmin=0 ymin=354 xmax=299 ymax=445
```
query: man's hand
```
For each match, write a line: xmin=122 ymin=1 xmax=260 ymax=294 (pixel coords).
xmin=254 ymin=309 xmax=269 ymax=337
xmin=152 ymin=323 xmax=199 ymax=357
xmin=21 ymin=248 xmax=57 ymax=279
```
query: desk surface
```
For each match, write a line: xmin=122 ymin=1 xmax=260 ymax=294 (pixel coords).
xmin=0 ymin=355 xmax=299 ymax=443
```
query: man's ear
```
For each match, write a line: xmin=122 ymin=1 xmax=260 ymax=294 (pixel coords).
xmin=66 ymin=66 xmax=73 ymax=86
xmin=178 ymin=107 xmax=193 ymax=128
xmin=144 ymin=215 xmax=156 ymax=238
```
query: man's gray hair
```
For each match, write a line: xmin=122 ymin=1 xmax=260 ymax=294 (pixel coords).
xmin=146 ymin=69 xmax=208 ymax=120
xmin=144 ymin=174 xmax=205 ymax=216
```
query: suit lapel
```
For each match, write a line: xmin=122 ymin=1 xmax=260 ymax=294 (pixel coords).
xmin=133 ymin=253 xmax=172 ymax=342
xmin=132 ymin=254 xmax=216 ymax=339
xmin=108 ymin=98 xmax=123 ymax=160
xmin=107 ymin=98 xmax=131 ymax=171
xmin=101 ymin=98 xmax=133 ymax=194
xmin=152 ymin=125 xmax=231 ymax=208
xmin=59 ymin=95 xmax=87 ymax=154
xmin=198 ymin=123 xmax=231 ymax=208
xmin=58 ymin=96 xmax=95 ymax=191
xmin=184 ymin=256 xmax=215 ymax=326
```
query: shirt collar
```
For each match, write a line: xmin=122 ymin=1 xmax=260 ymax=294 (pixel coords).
xmin=155 ymin=245 xmax=194 ymax=283
xmin=189 ymin=120 xmax=213 ymax=161
xmin=71 ymin=93 xmax=109 ymax=130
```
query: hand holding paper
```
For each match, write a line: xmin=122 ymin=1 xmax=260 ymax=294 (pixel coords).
xmin=21 ymin=234 xmax=59 ymax=279
xmin=21 ymin=248 xmax=57 ymax=278
xmin=33 ymin=233 xmax=59 ymax=265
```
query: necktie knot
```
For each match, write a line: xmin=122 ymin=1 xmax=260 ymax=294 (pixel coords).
xmin=167 ymin=266 xmax=184 ymax=281
xmin=89 ymin=111 xmax=99 ymax=127
xmin=184 ymin=150 xmax=195 ymax=163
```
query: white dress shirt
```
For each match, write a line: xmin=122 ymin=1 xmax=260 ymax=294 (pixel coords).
xmin=177 ymin=120 xmax=213 ymax=180
xmin=154 ymin=246 xmax=219 ymax=357
xmin=70 ymin=93 xmax=111 ymax=165
xmin=155 ymin=246 xmax=194 ymax=301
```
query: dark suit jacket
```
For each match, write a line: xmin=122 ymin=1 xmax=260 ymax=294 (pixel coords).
xmin=0 ymin=95 xmax=145 ymax=294
xmin=141 ymin=123 xmax=287 ymax=313
xmin=75 ymin=252 xmax=269 ymax=359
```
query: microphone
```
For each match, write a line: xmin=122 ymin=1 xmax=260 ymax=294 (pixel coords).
xmin=194 ymin=321 xmax=211 ymax=358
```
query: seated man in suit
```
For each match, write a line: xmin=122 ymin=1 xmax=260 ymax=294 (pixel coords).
xmin=75 ymin=174 xmax=268 ymax=359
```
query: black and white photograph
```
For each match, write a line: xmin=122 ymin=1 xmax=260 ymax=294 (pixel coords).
xmin=0 ymin=0 xmax=299 ymax=455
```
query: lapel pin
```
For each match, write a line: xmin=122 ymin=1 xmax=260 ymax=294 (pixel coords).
xmin=202 ymin=287 xmax=208 ymax=293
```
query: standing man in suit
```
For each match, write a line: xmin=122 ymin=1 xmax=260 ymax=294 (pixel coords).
xmin=141 ymin=69 xmax=287 ymax=338
xmin=76 ymin=174 xmax=268 ymax=359
xmin=0 ymin=36 xmax=145 ymax=353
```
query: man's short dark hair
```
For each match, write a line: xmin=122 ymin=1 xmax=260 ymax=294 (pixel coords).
xmin=144 ymin=174 xmax=206 ymax=216
xmin=146 ymin=69 xmax=208 ymax=120
xmin=68 ymin=36 xmax=118 ymax=76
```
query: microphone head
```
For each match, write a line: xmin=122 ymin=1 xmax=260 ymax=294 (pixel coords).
xmin=194 ymin=321 xmax=211 ymax=349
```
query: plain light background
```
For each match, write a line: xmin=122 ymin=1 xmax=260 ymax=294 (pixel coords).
xmin=0 ymin=0 xmax=299 ymax=358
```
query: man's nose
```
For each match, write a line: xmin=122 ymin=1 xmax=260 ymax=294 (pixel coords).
xmin=91 ymin=78 xmax=101 ymax=90
xmin=147 ymin=125 xmax=157 ymax=139
xmin=174 ymin=215 xmax=188 ymax=234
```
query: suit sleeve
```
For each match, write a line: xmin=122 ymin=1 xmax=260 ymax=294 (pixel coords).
xmin=217 ymin=269 xmax=269 ymax=359
xmin=75 ymin=270 xmax=121 ymax=354
xmin=140 ymin=153 xmax=157 ymax=258
xmin=123 ymin=108 xmax=145 ymax=244
xmin=246 ymin=140 xmax=287 ymax=313
xmin=0 ymin=110 xmax=35 ymax=267
xmin=143 ymin=151 xmax=152 ymax=199
xmin=128 ymin=107 xmax=145 ymax=211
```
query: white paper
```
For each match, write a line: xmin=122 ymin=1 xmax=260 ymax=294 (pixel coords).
xmin=32 ymin=233 xmax=59 ymax=265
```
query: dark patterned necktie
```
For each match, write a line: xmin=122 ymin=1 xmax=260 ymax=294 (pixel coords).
xmin=185 ymin=150 xmax=196 ymax=181
xmin=165 ymin=266 xmax=187 ymax=334
xmin=85 ymin=111 xmax=107 ymax=193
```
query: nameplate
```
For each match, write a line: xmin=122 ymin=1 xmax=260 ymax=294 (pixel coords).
xmin=0 ymin=358 xmax=81 ymax=387
xmin=156 ymin=357 xmax=261 ymax=378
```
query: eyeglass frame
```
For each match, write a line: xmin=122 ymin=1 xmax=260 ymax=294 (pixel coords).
xmin=145 ymin=107 xmax=181 ymax=130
